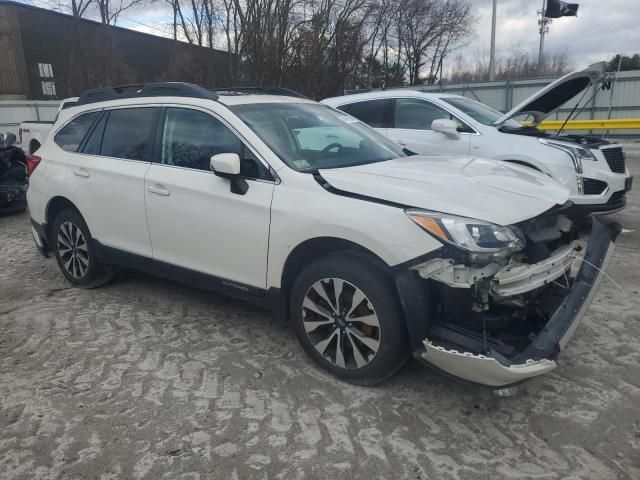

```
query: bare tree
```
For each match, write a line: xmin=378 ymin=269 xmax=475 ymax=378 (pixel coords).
xmin=43 ymin=0 xmax=477 ymax=95
xmin=95 ymin=0 xmax=147 ymax=24
xmin=396 ymin=0 xmax=474 ymax=85
xmin=350 ymin=0 xmax=473 ymax=89
xmin=449 ymin=46 xmax=570 ymax=83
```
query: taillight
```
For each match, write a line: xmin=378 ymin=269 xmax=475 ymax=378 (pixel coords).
xmin=27 ymin=155 xmax=41 ymax=175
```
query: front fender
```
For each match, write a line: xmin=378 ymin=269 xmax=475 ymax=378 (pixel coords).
xmin=266 ymin=175 xmax=442 ymax=289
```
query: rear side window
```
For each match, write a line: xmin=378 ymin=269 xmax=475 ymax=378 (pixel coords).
xmin=54 ymin=111 xmax=100 ymax=152
xmin=82 ymin=113 xmax=107 ymax=155
xmin=100 ymin=108 xmax=158 ymax=161
xmin=340 ymin=99 xmax=388 ymax=128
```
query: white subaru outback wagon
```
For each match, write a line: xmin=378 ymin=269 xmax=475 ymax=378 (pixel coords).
xmin=27 ymin=83 xmax=619 ymax=388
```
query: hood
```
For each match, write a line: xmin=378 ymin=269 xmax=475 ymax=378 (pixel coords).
xmin=494 ymin=62 xmax=607 ymax=127
xmin=319 ymin=155 xmax=569 ymax=226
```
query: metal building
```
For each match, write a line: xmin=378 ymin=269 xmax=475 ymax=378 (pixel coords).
xmin=0 ymin=0 xmax=232 ymax=100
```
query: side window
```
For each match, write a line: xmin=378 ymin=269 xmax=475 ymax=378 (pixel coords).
xmin=393 ymin=98 xmax=450 ymax=130
xmin=393 ymin=98 xmax=473 ymax=133
xmin=54 ymin=111 xmax=100 ymax=152
xmin=161 ymin=108 xmax=272 ymax=180
xmin=101 ymin=108 xmax=158 ymax=161
xmin=340 ymin=99 xmax=387 ymax=128
xmin=81 ymin=113 xmax=107 ymax=155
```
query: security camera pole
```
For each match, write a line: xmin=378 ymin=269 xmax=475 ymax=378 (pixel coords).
xmin=488 ymin=0 xmax=497 ymax=81
xmin=537 ymin=0 xmax=550 ymax=71
xmin=538 ymin=0 xmax=580 ymax=72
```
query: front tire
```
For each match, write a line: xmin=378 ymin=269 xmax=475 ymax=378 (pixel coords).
xmin=290 ymin=252 xmax=409 ymax=385
xmin=52 ymin=209 xmax=113 ymax=288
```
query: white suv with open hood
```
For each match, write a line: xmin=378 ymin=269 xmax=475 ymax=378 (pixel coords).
xmin=27 ymin=83 xmax=619 ymax=388
xmin=323 ymin=62 xmax=632 ymax=216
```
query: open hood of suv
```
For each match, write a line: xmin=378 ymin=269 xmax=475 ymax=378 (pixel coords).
xmin=494 ymin=62 xmax=607 ymax=127
xmin=319 ymin=155 xmax=569 ymax=226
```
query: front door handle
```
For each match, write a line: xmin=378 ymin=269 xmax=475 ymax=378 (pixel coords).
xmin=73 ymin=168 xmax=89 ymax=178
xmin=147 ymin=185 xmax=170 ymax=196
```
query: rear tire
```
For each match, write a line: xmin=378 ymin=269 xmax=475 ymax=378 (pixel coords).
xmin=52 ymin=209 xmax=113 ymax=288
xmin=290 ymin=252 xmax=409 ymax=385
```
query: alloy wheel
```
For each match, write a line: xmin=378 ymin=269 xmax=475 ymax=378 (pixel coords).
xmin=57 ymin=221 xmax=89 ymax=279
xmin=302 ymin=278 xmax=381 ymax=369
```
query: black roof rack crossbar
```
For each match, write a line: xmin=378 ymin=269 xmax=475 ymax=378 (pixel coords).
xmin=77 ymin=82 xmax=219 ymax=105
xmin=210 ymin=86 xmax=309 ymax=99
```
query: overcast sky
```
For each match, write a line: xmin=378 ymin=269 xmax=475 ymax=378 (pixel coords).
xmin=453 ymin=0 xmax=640 ymax=67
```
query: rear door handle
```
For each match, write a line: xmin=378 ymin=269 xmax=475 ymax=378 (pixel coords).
xmin=73 ymin=168 xmax=89 ymax=178
xmin=147 ymin=185 xmax=170 ymax=196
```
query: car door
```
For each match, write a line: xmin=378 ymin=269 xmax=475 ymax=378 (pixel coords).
xmin=386 ymin=98 xmax=471 ymax=156
xmin=59 ymin=106 xmax=157 ymax=257
xmin=144 ymin=106 xmax=275 ymax=290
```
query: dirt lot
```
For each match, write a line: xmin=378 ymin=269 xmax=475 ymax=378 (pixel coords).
xmin=1 ymin=146 xmax=639 ymax=480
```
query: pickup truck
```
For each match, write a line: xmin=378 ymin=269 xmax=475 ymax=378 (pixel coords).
xmin=19 ymin=97 xmax=78 ymax=154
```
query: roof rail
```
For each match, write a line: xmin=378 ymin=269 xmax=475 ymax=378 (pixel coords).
xmin=210 ymin=86 xmax=309 ymax=99
xmin=77 ymin=82 xmax=218 ymax=106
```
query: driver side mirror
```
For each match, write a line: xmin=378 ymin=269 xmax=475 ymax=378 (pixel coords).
xmin=431 ymin=119 xmax=460 ymax=138
xmin=210 ymin=153 xmax=248 ymax=195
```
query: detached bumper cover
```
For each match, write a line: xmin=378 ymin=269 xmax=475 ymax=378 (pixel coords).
xmin=421 ymin=342 xmax=557 ymax=386
xmin=419 ymin=217 xmax=620 ymax=387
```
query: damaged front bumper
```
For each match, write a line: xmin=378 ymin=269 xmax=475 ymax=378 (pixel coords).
xmin=402 ymin=217 xmax=620 ymax=388
xmin=421 ymin=342 xmax=557 ymax=386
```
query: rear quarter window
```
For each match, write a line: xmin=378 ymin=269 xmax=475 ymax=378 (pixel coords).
xmin=54 ymin=111 xmax=100 ymax=152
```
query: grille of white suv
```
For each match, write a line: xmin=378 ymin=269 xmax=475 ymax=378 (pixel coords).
xmin=601 ymin=147 xmax=626 ymax=173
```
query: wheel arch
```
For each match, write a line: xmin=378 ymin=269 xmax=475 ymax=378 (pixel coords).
xmin=275 ymin=236 xmax=392 ymax=322
xmin=490 ymin=150 xmax=552 ymax=173
xmin=45 ymin=196 xmax=83 ymax=243
xmin=503 ymin=159 xmax=543 ymax=172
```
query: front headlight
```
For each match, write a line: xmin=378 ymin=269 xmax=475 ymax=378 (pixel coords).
xmin=406 ymin=209 xmax=525 ymax=258
xmin=539 ymin=138 xmax=596 ymax=174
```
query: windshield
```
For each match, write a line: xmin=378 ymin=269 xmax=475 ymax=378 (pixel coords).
xmin=443 ymin=97 xmax=522 ymax=129
xmin=230 ymin=103 xmax=405 ymax=171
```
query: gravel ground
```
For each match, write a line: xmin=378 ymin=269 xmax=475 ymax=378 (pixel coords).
xmin=1 ymin=146 xmax=639 ymax=480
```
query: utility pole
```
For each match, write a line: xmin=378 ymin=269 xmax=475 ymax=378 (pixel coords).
xmin=488 ymin=0 xmax=497 ymax=81
xmin=537 ymin=0 xmax=551 ymax=72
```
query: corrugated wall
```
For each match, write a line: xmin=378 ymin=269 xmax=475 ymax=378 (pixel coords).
xmin=0 ymin=4 xmax=28 ymax=99
xmin=348 ymin=70 xmax=640 ymax=121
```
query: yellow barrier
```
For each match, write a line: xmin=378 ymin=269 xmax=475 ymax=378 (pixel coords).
xmin=537 ymin=119 xmax=640 ymax=130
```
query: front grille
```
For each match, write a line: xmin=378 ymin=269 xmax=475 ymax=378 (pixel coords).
xmin=601 ymin=147 xmax=626 ymax=173
xmin=583 ymin=178 xmax=607 ymax=195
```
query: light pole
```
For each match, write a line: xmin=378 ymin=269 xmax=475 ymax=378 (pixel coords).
xmin=488 ymin=0 xmax=497 ymax=81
